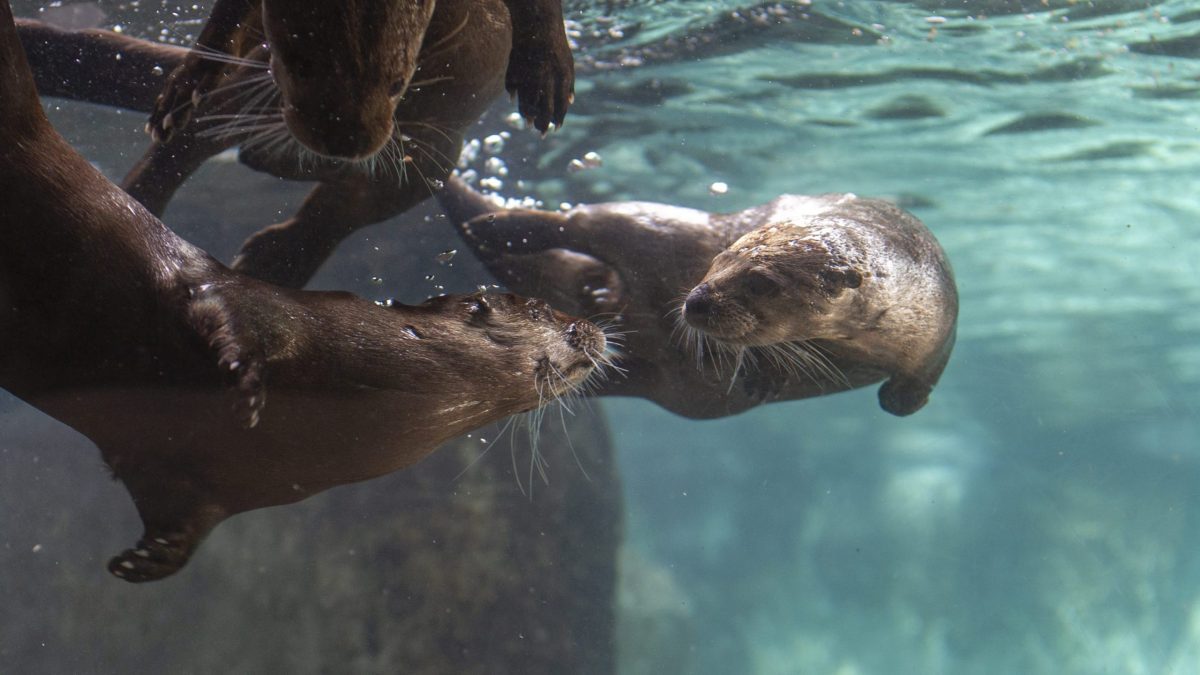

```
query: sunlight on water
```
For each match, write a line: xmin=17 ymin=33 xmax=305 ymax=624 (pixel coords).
xmin=2 ymin=0 xmax=1199 ymax=673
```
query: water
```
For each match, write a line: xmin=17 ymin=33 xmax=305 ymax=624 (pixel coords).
xmin=3 ymin=0 xmax=1200 ymax=673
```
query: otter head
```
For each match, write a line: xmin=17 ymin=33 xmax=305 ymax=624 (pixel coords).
xmin=261 ymin=0 xmax=437 ymax=160
xmin=424 ymin=292 xmax=608 ymax=410
xmin=681 ymin=225 xmax=863 ymax=347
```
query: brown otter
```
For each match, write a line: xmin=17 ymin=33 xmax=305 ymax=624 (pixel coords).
xmin=16 ymin=0 xmax=569 ymax=288
xmin=437 ymin=177 xmax=958 ymax=418
xmin=0 ymin=1 xmax=605 ymax=582
xmin=147 ymin=0 xmax=573 ymax=147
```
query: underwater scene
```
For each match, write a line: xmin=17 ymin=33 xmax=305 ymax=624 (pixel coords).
xmin=1 ymin=0 xmax=1199 ymax=672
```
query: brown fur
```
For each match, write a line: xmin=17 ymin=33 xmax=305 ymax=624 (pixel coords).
xmin=437 ymin=178 xmax=958 ymax=418
xmin=18 ymin=0 xmax=571 ymax=288
xmin=1 ymin=3 xmax=603 ymax=582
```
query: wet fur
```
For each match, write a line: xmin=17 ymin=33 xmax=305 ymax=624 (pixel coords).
xmin=437 ymin=178 xmax=958 ymax=418
xmin=17 ymin=0 xmax=568 ymax=288
xmin=1 ymin=3 xmax=602 ymax=582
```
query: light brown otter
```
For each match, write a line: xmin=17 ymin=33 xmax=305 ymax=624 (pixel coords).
xmin=1 ymin=2 xmax=605 ymax=582
xmin=16 ymin=0 xmax=570 ymax=288
xmin=437 ymin=177 xmax=958 ymax=418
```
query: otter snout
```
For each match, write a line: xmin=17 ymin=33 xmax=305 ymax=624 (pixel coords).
xmin=282 ymin=98 xmax=395 ymax=161
xmin=683 ymin=283 xmax=714 ymax=318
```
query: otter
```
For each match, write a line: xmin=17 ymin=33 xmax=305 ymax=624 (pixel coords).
xmin=0 ymin=1 xmax=605 ymax=582
xmin=437 ymin=177 xmax=958 ymax=418
xmin=16 ymin=0 xmax=571 ymax=288
xmin=147 ymin=0 xmax=574 ymax=148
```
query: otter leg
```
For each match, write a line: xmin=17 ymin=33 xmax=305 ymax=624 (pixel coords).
xmin=16 ymin=19 xmax=187 ymax=111
xmin=502 ymin=0 xmax=574 ymax=132
xmin=486 ymin=249 xmax=624 ymax=319
xmin=108 ymin=470 xmax=227 ymax=583
xmin=121 ymin=119 xmax=238 ymax=217
xmin=147 ymin=0 xmax=259 ymax=142
xmin=233 ymin=131 xmax=460 ymax=288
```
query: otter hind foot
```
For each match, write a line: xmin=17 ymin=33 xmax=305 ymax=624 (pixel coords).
xmin=877 ymin=375 xmax=933 ymax=417
xmin=107 ymin=532 xmax=196 ymax=583
xmin=186 ymin=288 xmax=267 ymax=428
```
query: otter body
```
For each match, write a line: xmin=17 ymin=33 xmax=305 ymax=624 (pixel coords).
xmin=17 ymin=0 xmax=570 ymax=288
xmin=1 ymin=3 xmax=604 ymax=582
xmin=437 ymin=177 xmax=958 ymax=418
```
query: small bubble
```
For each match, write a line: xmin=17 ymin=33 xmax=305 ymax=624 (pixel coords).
xmin=480 ymin=176 xmax=503 ymax=190
xmin=505 ymin=112 xmax=525 ymax=129
xmin=709 ymin=181 xmax=729 ymax=195
xmin=32 ymin=544 xmax=42 ymax=553
xmin=424 ymin=274 xmax=436 ymax=281
xmin=582 ymin=151 xmax=602 ymax=168
xmin=484 ymin=157 xmax=508 ymax=177
xmin=567 ymin=159 xmax=587 ymax=173
xmin=369 ymin=276 xmax=384 ymax=285
xmin=151 ymin=65 xmax=164 ymax=76
xmin=436 ymin=249 xmax=458 ymax=264
xmin=483 ymin=134 xmax=506 ymax=154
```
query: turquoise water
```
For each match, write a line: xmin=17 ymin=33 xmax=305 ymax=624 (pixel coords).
xmin=567 ymin=1 xmax=1200 ymax=672
xmin=4 ymin=0 xmax=1200 ymax=673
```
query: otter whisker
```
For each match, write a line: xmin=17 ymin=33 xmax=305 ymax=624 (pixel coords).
xmin=401 ymin=121 xmax=463 ymax=150
xmin=199 ymin=70 xmax=275 ymax=103
xmin=419 ymin=10 xmax=471 ymax=58
xmin=450 ymin=415 xmax=516 ymax=484
xmin=402 ymin=132 xmax=459 ymax=171
xmin=189 ymin=43 xmax=271 ymax=69
xmin=407 ymin=75 xmax=455 ymax=90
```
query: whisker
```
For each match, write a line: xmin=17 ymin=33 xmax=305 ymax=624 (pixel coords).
xmin=450 ymin=416 xmax=515 ymax=483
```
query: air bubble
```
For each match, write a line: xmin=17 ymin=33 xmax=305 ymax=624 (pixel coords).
xmin=483 ymin=134 xmax=505 ymax=154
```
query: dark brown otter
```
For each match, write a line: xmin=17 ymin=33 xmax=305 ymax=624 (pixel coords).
xmin=16 ymin=0 xmax=570 ymax=288
xmin=0 ymin=2 xmax=605 ymax=582
xmin=437 ymin=177 xmax=958 ymax=418
xmin=148 ymin=0 xmax=573 ymax=150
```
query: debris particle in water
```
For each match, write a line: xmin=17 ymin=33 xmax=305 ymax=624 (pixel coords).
xmin=436 ymin=249 xmax=458 ymax=265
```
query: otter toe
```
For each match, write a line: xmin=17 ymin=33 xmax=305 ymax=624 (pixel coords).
xmin=186 ymin=287 xmax=268 ymax=428
xmin=107 ymin=535 xmax=192 ymax=583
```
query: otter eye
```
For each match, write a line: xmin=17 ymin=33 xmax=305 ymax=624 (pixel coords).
xmin=388 ymin=80 xmax=407 ymax=98
xmin=746 ymin=271 xmax=781 ymax=297
xmin=468 ymin=297 xmax=492 ymax=316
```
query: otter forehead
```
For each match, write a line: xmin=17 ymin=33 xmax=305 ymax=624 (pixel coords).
xmin=724 ymin=219 xmax=850 ymax=264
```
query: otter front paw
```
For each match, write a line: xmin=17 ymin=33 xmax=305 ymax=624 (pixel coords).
xmin=186 ymin=285 xmax=267 ymax=428
xmin=147 ymin=56 xmax=221 ymax=143
xmin=108 ymin=532 xmax=195 ymax=583
xmin=506 ymin=33 xmax=574 ymax=133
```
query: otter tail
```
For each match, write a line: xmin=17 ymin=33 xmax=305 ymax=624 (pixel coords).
xmin=16 ymin=17 xmax=185 ymax=112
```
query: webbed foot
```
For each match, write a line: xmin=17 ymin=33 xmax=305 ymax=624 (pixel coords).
xmin=147 ymin=55 xmax=222 ymax=143
xmin=108 ymin=531 xmax=195 ymax=583
xmin=186 ymin=283 xmax=267 ymax=427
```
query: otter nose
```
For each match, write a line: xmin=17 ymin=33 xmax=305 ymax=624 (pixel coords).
xmin=684 ymin=283 xmax=713 ymax=316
